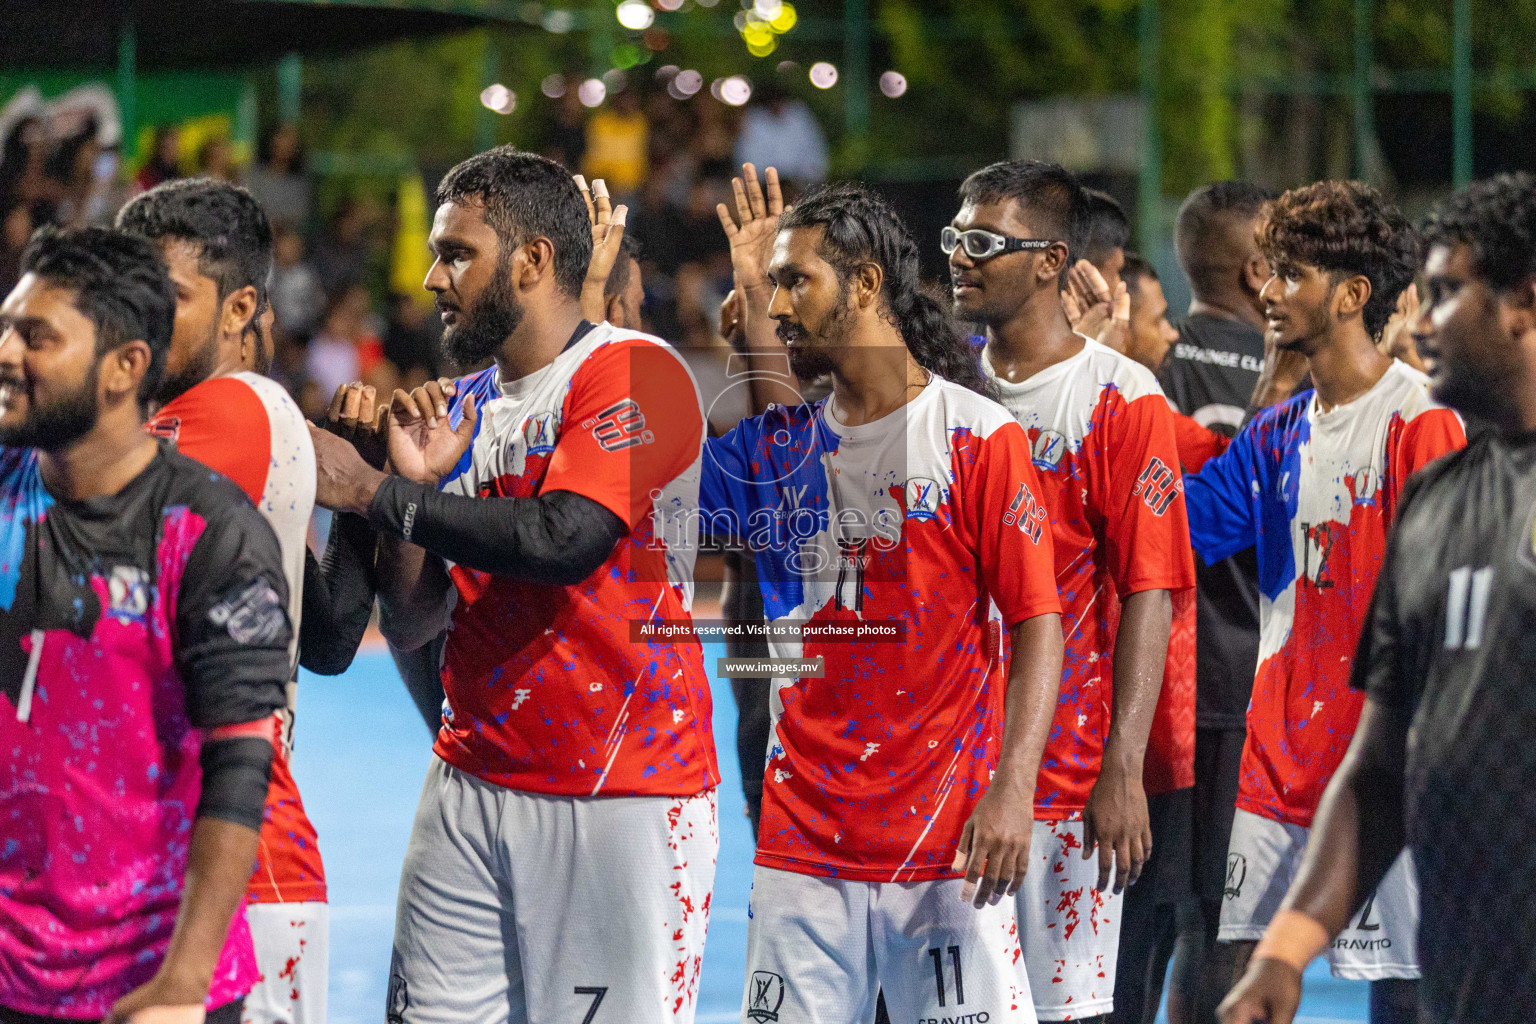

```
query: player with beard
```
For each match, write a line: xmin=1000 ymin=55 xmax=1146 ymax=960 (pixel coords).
xmin=1184 ymin=182 xmax=1465 ymax=1024
xmin=948 ymin=160 xmax=1195 ymax=1024
xmin=115 ymin=180 xmax=327 ymax=1024
xmin=706 ymin=175 xmax=1064 ymax=1023
xmin=1219 ymin=171 xmax=1536 ymax=1024
xmin=306 ymin=148 xmax=717 ymax=1024
xmin=0 ymin=228 xmax=292 ymax=1024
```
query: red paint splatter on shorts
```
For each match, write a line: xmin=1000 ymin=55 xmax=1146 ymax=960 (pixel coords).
xmin=1057 ymin=885 xmax=1085 ymax=940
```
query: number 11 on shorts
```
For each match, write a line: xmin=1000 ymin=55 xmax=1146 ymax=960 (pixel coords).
xmin=929 ymin=945 xmax=965 ymax=1006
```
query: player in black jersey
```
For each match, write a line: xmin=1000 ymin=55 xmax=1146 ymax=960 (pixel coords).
xmin=1219 ymin=172 xmax=1536 ymax=1024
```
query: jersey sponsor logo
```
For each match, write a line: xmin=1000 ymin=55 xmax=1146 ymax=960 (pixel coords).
xmin=145 ymin=417 xmax=181 ymax=443
xmin=904 ymin=477 xmax=942 ymax=522
xmin=1224 ymin=852 xmax=1246 ymax=898
xmin=1299 ymin=521 xmax=1338 ymax=589
xmin=1134 ymin=455 xmax=1181 ymax=516
xmin=523 ymin=413 xmax=559 ymax=455
xmin=746 ymin=970 xmax=786 ymax=1022
xmin=1002 ymin=481 xmax=1046 ymax=544
xmin=208 ymin=578 xmax=287 ymax=645
xmin=1031 ymin=429 xmax=1067 ymax=471
xmin=106 ymin=565 xmax=150 ymax=618
xmin=1444 ymin=565 xmax=1494 ymax=651
xmin=583 ymin=399 xmax=653 ymax=452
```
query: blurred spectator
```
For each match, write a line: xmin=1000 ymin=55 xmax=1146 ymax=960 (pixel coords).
xmin=544 ymin=80 xmax=587 ymax=171
xmin=1 ymin=115 xmax=65 ymax=224
xmin=734 ymin=81 xmax=827 ymax=186
xmin=45 ymin=116 xmax=110 ymax=227
xmin=270 ymin=222 xmax=326 ymax=339
xmin=197 ymin=135 xmax=236 ymax=182
xmin=313 ymin=196 xmax=373 ymax=295
xmin=303 ymin=283 xmax=390 ymax=415
xmin=583 ymin=89 xmax=648 ymax=198
xmin=135 ymin=126 xmax=182 ymax=191
xmin=382 ymin=292 xmax=441 ymax=390
xmin=246 ymin=124 xmax=312 ymax=231
xmin=0 ymin=196 xmax=32 ymax=296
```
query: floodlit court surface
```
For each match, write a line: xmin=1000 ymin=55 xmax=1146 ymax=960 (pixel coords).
xmin=293 ymin=648 xmax=1371 ymax=1024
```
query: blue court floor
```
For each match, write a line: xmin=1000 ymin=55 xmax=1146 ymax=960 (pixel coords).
xmin=290 ymin=647 xmax=1368 ymax=1024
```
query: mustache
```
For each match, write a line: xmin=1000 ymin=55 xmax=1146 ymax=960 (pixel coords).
xmin=0 ymin=373 xmax=24 ymax=390
xmin=435 ymin=297 xmax=460 ymax=314
xmin=775 ymin=320 xmax=808 ymax=343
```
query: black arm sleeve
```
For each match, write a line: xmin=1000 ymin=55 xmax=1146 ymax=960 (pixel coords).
xmin=299 ymin=511 xmax=379 ymax=675
xmin=368 ymin=477 xmax=626 ymax=585
xmin=196 ymin=736 xmax=274 ymax=830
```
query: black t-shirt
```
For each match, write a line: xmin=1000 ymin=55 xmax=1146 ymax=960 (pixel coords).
xmin=1352 ymin=429 xmax=1536 ymax=1024
xmin=0 ymin=442 xmax=291 ymax=727
xmin=1162 ymin=312 xmax=1265 ymax=728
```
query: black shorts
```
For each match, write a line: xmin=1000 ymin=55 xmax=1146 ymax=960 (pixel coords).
xmin=1137 ymin=784 xmax=1194 ymax=904
xmin=1192 ymin=725 xmax=1246 ymax=905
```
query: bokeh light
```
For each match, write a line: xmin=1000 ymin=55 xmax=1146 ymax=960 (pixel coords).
xmin=643 ymin=28 xmax=670 ymax=50
xmin=479 ymin=84 xmax=516 ymax=114
xmin=809 ymin=61 xmax=839 ymax=89
xmin=616 ymin=0 xmax=654 ymax=30
xmin=540 ymin=74 xmax=566 ymax=98
xmin=879 ymin=71 xmax=908 ymax=98
xmin=754 ymin=0 xmax=783 ymax=18
xmin=602 ymin=68 xmax=629 ymax=91
xmin=746 ymin=35 xmax=777 ymax=57
xmin=720 ymin=75 xmax=753 ymax=106
xmin=612 ymin=42 xmax=646 ymax=69
xmin=542 ymin=8 xmax=575 ymax=32
xmin=655 ymin=64 xmax=681 ymax=82
xmin=769 ymin=1 xmax=796 ymax=31
xmin=696 ymin=0 xmax=719 ymax=7
xmin=777 ymin=59 xmax=799 ymax=73
xmin=674 ymin=69 xmax=703 ymax=96
xmin=657 ymin=0 xmax=685 ymax=8
xmin=578 ymin=78 xmax=607 ymax=107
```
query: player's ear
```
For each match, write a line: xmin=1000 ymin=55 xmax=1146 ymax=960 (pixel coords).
xmin=103 ymin=338 xmax=153 ymax=403
xmin=851 ymin=262 xmax=883 ymax=310
xmin=1498 ymin=275 xmax=1536 ymax=342
xmin=222 ymin=285 xmax=259 ymax=341
xmin=516 ymin=237 xmax=557 ymax=291
xmin=604 ymin=291 xmax=627 ymax=330
xmin=1038 ymin=241 xmax=1070 ymax=285
xmin=1335 ymin=273 xmax=1372 ymax=321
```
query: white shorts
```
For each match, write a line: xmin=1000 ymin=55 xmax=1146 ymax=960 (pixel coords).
xmin=388 ymin=756 xmax=719 ymax=1024
xmin=1218 ymin=808 xmax=1419 ymax=980
xmin=742 ymin=864 xmax=1036 ymax=1024
xmin=1015 ymin=818 xmax=1123 ymax=1020
xmin=242 ymin=901 xmax=329 ymax=1024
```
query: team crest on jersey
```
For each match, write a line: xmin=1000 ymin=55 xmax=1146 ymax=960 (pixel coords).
xmin=1032 ymin=429 xmax=1068 ymax=471
xmin=107 ymin=565 xmax=150 ymax=618
xmin=1224 ymin=853 xmax=1246 ymax=898
xmin=523 ymin=413 xmax=559 ymax=455
xmin=1350 ymin=466 xmax=1377 ymax=505
xmin=746 ymin=971 xmax=786 ymax=1022
xmin=904 ymin=477 xmax=942 ymax=522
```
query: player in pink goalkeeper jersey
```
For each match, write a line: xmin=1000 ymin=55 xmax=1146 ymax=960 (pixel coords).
xmin=706 ymin=171 xmax=1066 ymax=1024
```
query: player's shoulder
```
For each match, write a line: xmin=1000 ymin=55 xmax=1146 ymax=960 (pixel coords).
xmin=1249 ymin=389 xmax=1313 ymax=434
xmin=155 ymin=445 xmax=264 ymax=517
xmin=227 ymin=371 xmax=306 ymax=419
xmin=1396 ymin=428 xmax=1494 ymax=509
xmin=1378 ymin=359 xmax=1446 ymax=418
xmin=1079 ymin=340 xmax=1168 ymax=404
xmin=928 ymin=375 xmax=1022 ymax=440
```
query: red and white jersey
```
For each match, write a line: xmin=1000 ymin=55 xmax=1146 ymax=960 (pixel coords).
xmin=435 ymin=321 xmax=718 ymax=799
xmin=701 ymin=377 xmax=1062 ymax=882
xmin=147 ymin=371 xmax=326 ymax=904
xmin=1186 ymin=360 xmax=1466 ymax=826
xmin=982 ymin=338 xmax=1196 ymax=818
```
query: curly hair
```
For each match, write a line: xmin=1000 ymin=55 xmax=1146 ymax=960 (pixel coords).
xmin=782 ymin=183 xmax=996 ymax=399
xmin=1421 ymin=172 xmax=1536 ymax=293
xmin=1258 ymin=180 xmax=1419 ymax=338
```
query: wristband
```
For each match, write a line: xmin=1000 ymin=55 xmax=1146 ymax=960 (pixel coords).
xmin=1252 ymin=908 xmax=1329 ymax=972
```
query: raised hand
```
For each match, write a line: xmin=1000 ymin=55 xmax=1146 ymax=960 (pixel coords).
xmin=576 ymin=175 xmax=630 ymax=324
xmin=324 ymin=381 xmax=390 ymax=470
xmin=1065 ymin=259 xmax=1114 ymax=336
xmin=386 ymin=378 xmax=479 ymax=486
xmin=716 ymin=163 xmax=785 ymax=292
xmin=1378 ymin=282 xmax=1426 ymax=372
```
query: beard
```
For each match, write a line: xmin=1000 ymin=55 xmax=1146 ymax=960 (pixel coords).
xmin=0 ymin=361 xmax=101 ymax=450
xmin=441 ymin=258 xmax=523 ymax=368
xmin=779 ymin=286 xmax=851 ymax=384
xmin=156 ymin=322 xmax=221 ymax=406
